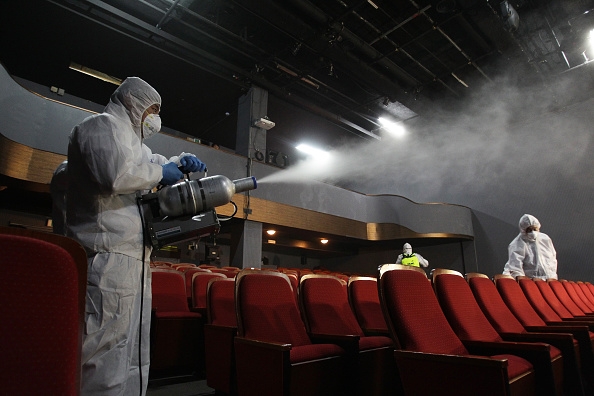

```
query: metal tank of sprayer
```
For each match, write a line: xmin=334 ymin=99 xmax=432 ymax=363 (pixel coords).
xmin=156 ymin=175 xmax=257 ymax=217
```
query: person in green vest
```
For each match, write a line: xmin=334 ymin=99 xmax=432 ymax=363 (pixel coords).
xmin=396 ymin=243 xmax=429 ymax=268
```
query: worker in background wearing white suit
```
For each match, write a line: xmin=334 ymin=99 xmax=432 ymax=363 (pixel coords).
xmin=503 ymin=214 xmax=558 ymax=280
xmin=396 ymin=243 xmax=429 ymax=268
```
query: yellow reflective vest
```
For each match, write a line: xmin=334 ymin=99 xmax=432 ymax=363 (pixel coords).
xmin=401 ymin=254 xmax=420 ymax=267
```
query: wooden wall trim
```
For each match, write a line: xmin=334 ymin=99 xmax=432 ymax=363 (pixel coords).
xmin=0 ymin=134 xmax=65 ymax=185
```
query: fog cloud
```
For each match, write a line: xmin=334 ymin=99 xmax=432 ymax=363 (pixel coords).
xmin=258 ymin=71 xmax=594 ymax=206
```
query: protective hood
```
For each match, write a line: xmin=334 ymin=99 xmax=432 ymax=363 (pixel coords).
xmin=403 ymin=243 xmax=412 ymax=254
xmin=519 ymin=214 xmax=540 ymax=241
xmin=104 ymin=77 xmax=161 ymax=137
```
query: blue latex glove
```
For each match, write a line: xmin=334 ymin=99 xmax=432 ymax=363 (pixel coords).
xmin=161 ymin=162 xmax=184 ymax=185
xmin=179 ymin=155 xmax=206 ymax=173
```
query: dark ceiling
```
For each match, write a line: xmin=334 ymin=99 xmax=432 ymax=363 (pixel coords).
xmin=2 ymin=0 xmax=594 ymax=158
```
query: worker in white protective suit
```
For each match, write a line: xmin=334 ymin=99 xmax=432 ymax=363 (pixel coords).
xmin=503 ymin=214 xmax=558 ymax=280
xmin=65 ymin=77 xmax=206 ymax=396
xmin=396 ymin=243 xmax=429 ymax=268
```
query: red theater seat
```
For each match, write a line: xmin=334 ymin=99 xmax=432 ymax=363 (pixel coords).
xmin=378 ymin=264 xmax=536 ymax=396
xmin=467 ymin=273 xmax=584 ymax=395
xmin=191 ymin=271 xmax=226 ymax=315
xmin=234 ymin=269 xmax=348 ymax=396
xmin=0 ymin=226 xmax=87 ymax=396
xmin=204 ymin=277 xmax=238 ymax=395
xmin=150 ymin=270 xmax=203 ymax=379
xmin=495 ymin=275 xmax=594 ymax=392
xmin=347 ymin=276 xmax=389 ymax=336
xmin=299 ymin=274 xmax=397 ymax=396
xmin=432 ymin=269 xmax=562 ymax=396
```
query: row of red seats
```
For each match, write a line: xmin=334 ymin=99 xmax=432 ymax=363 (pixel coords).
xmin=150 ymin=259 xmax=594 ymax=395
xmin=208 ymin=269 xmax=398 ymax=396
xmin=380 ymin=265 xmax=594 ymax=396
xmin=149 ymin=263 xmax=238 ymax=380
xmin=149 ymin=263 xmax=386 ymax=392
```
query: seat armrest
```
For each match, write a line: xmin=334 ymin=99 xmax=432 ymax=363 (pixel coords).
xmin=500 ymin=331 xmax=574 ymax=344
xmin=309 ymin=333 xmax=359 ymax=347
xmin=464 ymin=339 xmax=549 ymax=353
xmin=234 ymin=336 xmax=291 ymax=351
xmin=546 ymin=321 xmax=594 ymax=331
xmin=361 ymin=328 xmax=390 ymax=337
xmin=308 ymin=333 xmax=360 ymax=359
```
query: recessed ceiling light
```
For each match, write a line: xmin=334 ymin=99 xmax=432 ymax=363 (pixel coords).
xmin=320 ymin=238 xmax=329 ymax=244
xmin=266 ymin=229 xmax=276 ymax=235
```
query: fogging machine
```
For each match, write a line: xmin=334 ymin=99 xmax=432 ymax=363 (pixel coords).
xmin=140 ymin=175 xmax=257 ymax=249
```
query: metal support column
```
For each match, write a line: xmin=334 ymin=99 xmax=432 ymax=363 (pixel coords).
xmin=230 ymin=220 xmax=263 ymax=269
xmin=235 ymin=86 xmax=268 ymax=162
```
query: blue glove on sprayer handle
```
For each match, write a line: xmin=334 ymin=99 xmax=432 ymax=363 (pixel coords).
xmin=161 ymin=162 xmax=184 ymax=185
xmin=179 ymin=156 xmax=207 ymax=173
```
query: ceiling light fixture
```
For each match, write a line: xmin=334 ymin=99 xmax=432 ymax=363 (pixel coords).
xmin=69 ymin=62 xmax=122 ymax=86
xmin=587 ymin=29 xmax=594 ymax=56
xmin=378 ymin=117 xmax=406 ymax=138
xmin=295 ymin=143 xmax=330 ymax=161
xmin=266 ymin=229 xmax=276 ymax=236
xmin=367 ymin=0 xmax=379 ymax=10
xmin=320 ymin=238 xmax=329 ymax=244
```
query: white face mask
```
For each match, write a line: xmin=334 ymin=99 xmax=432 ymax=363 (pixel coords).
xmin=142 ymin=113 xmax=161 ymax=139
xmin=403 ymin=248 xmax=412 ymax=255
xmin=526 ymin=231 xmax=539 ymax=241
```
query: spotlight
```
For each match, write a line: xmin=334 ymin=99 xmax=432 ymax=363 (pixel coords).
xmin=500 ymin=1 xmax=519 ymax=32
xmin=296 ymin=144 xmax=330 ymax=161
xmin=379 ymin=117 xmax=406 ymax=138
xmin=320 ymin=238 xmax=329 ymax=244
xmin=266 ymin=229 xmax=276 ymax=236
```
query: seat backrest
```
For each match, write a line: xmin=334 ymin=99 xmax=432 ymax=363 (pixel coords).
xmin=0 ymin=226 xmax=87 ymax=396
xmin=552 ymin=280 xmax=590 ymax=315
xmin=569 ymin=281 xmax=594 ymax=311
xmin=210 ymin=268 xmax=238 ymax=278
xmin=586 ymin=283 xmax=594 ymax=302
xmin=171 ymin=263 xmax=197 ymax=271
xmin=517 ymin=278 xmax=563 ymax=322
xmin=299 ymin=274 xmax=364 ymax=336
xmin=347 ymin=276 xmax=388 ymax=333
xmin=432 ymin=269 xmax=503 ymax=343
xmin=286 ymin=272 xmax=299 ymax=301
xmin=183 ymin=267 xmax=211 ymax=300
xmin=207 ymin=277 xmax=236 ymax=326
xmin=235 ymin=269 xmax=311 ymax=346
xmin=378 ymin=264 xmax=468 ymax=355
xmin=532 ymin=279 xmax=575 ymax=319
xmin=467 ymin=274 xmax=527 ymax=334
xmin=546 ymin=280 xmax=583 ymax=316
xmin=152 ymin=270 xmax=189 ymax=312
xmin=192 ymin=272 xmax=227 ymax=310
xmin=494 ymin=277 xmax=548 ymax=327
xmin=577 ymin=282 xmax=594 ymax=306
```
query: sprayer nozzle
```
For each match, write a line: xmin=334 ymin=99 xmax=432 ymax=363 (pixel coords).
xmin=233 ymin=176 xmax=257 ymax=193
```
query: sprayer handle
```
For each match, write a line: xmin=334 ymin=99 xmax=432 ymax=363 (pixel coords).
xmin=178 ymin=166 xmax=208 ymax=179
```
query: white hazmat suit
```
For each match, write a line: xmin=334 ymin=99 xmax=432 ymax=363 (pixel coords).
xmin=65 ymin=77 xmax=198 ymax=395
xmin=502 ymin=214 xmax=558 ymax=280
